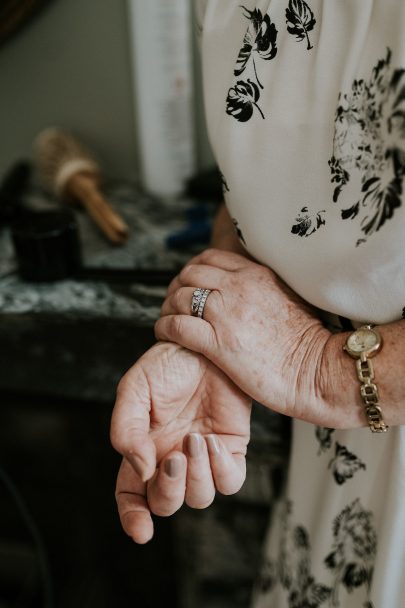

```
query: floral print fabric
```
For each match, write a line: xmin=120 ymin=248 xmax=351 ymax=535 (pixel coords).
xmin=196 ymin=1 xmax=405 ymax=605
xmin=197 ymin=0 xmax=405 ymax=325
xmin=250 ymin=419 xmax=405 ymax=608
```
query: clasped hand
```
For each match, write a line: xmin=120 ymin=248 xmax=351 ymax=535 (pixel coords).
xmin=111 ymin=249 xmax=333 ymax=543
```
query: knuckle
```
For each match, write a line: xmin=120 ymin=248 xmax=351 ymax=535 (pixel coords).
xmin=189 ymin=247 xmax=218 ymax=266
xmin=209 ymin=289 xmax=224 ymax=311
xmin=173 ymin=288 xmax=184 ymax=309
xmin=179 ymin=264 xmax=194 ymax=282
xmin=167 ymin=276 xmax=179 ymax=293
xmin=154 ymin=317 xmax=163 ymax=336
xmin=170 ymin=314 xmax=185 ymax=338
xmin=200 ymin=248 xmax=216 ymax=263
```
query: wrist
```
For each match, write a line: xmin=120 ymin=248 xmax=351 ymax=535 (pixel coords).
xmin=210 ymin=204 xmax=249 ymax=255
xmin=210 ymin=231 xmax=247 ymax=254
xmin=318 ymin=331 xmax=369 ymax=429
xmin=281 ymin=322 xmax=333 ymax=426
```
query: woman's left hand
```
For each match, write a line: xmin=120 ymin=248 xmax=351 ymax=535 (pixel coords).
xmin=156 ymin=249 xmax=345 ymax=428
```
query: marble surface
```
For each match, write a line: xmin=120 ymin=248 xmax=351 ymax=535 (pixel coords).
xmin=0 ymin=182 xmax=209 ymax=321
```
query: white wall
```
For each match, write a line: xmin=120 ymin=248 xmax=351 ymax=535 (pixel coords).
xmin=0 ymin=0 xmax=213 ymax=181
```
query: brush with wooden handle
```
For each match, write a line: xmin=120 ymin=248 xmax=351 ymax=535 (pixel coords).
xmin=33 ymin=128 xmax=130 ymax=244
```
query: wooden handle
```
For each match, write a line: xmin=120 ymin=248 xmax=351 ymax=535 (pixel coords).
xmin=67 ymin=173 xmax=130 ymax=244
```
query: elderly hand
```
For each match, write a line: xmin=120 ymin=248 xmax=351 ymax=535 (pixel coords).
xmin=155 ymin=249 xmax=343 ymax=428
xmin=110 ymin=341 xmax=251 ymax=543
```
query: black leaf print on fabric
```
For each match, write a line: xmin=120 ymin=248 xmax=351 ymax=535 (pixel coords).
xmin=330 ymin=48 xmax=405 ymax=245
xmin=220 ymin=172 xmax=230 ymax=194
xmin=289 ymin=579 xmax=331 ymax=608
xmin=235 ymin=6 xmax=278 ymax=88
xmin=329 ymin=156 xmax=350 ymax=202
xmin=276 ymin=501 xmax=332 ymax=607
xmin=315 ymin=427 xmax=335 ymax=454
xmin=232 ymin=218 xmax=246 ymax=245
xmin=226 ymin=78 xmax=265 ymax=122
xmin=328 ymin=442 xmax=366 ymax=485
xmin=359 ymin=174 xmax=402 ymax=237
xmin=291 ymin=206 xmax=326 ymax=237
xmin=325 ymin=499 xmax=376 ymax=606
xmin=257 ymin=559 xmax=277 ymax=594
xmin=341 ymin=202 xmax=360 ymax=220
xmin=286 ymin=0 xmax=316 ymax=51
xmin=226 ymin=6 xmax=278 ymax=123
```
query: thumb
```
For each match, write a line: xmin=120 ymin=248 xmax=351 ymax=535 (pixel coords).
xmin=110 ymin=367 xmax=157 ymax=482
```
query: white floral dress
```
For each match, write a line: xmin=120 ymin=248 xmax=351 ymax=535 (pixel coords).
xmin=195 ymin=1 xmax=405 ymax=606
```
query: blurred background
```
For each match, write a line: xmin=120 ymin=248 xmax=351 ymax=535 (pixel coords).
xmin=0 ymin=0 xmax=214 ymax=185
xmin=0 ymin=2 xmax=290 ymax=607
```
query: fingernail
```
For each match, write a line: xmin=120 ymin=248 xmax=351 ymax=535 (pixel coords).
xmin=164 ymin=455 xmax=183 ymax=478
xmin=186 ymin=433 xmax=203 ymax=458
xmin=206 ymin=434 xmax=221 ymax=456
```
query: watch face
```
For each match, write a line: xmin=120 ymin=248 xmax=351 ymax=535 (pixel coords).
xmin=347 ymin=329 xmax=379 ymax=354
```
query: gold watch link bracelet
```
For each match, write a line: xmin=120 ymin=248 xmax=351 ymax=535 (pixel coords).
xmin=343 ymin=324 xmax=388 ymax=433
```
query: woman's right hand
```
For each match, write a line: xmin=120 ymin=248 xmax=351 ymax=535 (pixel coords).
xmin=110 ymin=341 xmax=252 ymax=543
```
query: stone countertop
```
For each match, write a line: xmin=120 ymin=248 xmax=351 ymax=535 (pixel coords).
xmin=0 ymin=182 xmax=215 ymax=400
xmin=0 ymin=182 xmax=210 ymax=323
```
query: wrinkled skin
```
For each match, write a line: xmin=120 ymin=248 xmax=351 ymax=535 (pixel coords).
xmin=156 ymin=248 xmax=340 ymax=428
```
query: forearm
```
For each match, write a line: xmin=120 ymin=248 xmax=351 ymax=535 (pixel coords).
xmin=320 ymin=320 xmax=405 ymax=429
xmin=210 ymin=204 xmax=249 ymax=255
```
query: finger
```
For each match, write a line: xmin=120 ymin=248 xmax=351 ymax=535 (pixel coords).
xmin=115 ymin=458 xmax=154 ymax=544
xmin=160 ymin=287 xmax=221 ymax=320
xmin=165 ymin=248 xmax=253 ymax=299
xmin=165 ymin=275 xmax=182 ymax=298
xmin=110 ymin=370 xmax=157 ymax=482
xmin=178 ymin=263 xmax=228 ymax=290
xmin=206 ymin=435 xmax=246 ymax=495
xmin=147 ymin=452 xmax=187 ymax=517
xmin=187 ymin=248 xmax=248 ymax=271
xmin=154 ymin=314 xmax=217 ymax=359
xmin=184 ymin=433 xmax=216 ymax=509
xmin=160 ymin=287 xmax=195 ymax=317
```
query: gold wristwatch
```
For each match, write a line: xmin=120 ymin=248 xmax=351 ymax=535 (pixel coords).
xmin=343 ymin=324 xmax=388 ymax=433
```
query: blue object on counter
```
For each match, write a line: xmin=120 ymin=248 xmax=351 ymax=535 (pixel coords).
xmin=166 ymin=222 xmax=212 ymax=249
xmin=166 ymin=204 xmax=212 ymax=249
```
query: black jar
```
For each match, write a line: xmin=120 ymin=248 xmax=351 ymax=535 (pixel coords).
xmin=11 ymin=209 xmax=82 ymax=282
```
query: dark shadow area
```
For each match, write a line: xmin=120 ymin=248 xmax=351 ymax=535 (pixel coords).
xmin=0 ymin=393 xmax=179 ymax=608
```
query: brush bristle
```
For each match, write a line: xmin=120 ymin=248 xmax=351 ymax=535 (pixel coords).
xmin=33 ymin=128 xmax=100 ymax=197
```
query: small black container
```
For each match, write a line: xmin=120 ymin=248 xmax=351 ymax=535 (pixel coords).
xmin=11 ymin=209 xmax=82 ymax=282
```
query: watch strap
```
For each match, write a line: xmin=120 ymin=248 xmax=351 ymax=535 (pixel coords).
xmin=356 ymin=353 xmax=388 ymax=433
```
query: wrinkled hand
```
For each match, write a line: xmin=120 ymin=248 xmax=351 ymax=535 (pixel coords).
xmin=110 ymin=342 xmax=251 ymax=544
xmin=156 ymin=249 xmax=336 ymax=427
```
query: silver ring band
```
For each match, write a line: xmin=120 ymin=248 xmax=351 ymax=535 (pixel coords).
xmin=191 ymin=288 xmax=211 ymax=319
xmin=191 ymin=288 xmax=205 ymax=315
